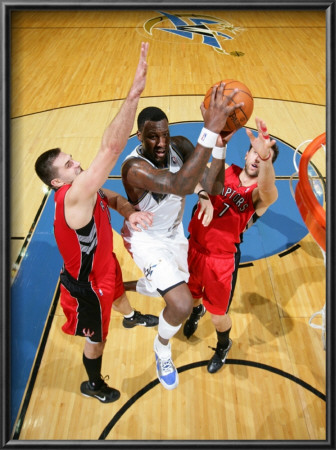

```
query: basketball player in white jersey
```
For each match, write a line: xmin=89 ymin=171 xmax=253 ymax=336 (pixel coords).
xmin=121 ymin=85 xmax=243 ymax=389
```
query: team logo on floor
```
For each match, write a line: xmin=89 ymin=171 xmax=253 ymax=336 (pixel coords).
xmin=143 ymin=11 xmax=245 ymax=56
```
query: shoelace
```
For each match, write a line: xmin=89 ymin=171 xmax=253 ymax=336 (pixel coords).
xmin=159 ymin=357 xmax=175 ymax=375
xmin=208 ymin=345 xmax=228 ymax=357
xmin=99 ymin=375 xmax=110 ymax=390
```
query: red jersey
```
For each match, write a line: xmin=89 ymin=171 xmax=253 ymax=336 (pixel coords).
xmin=188 ymin=164 xmax=257 ymax=256
xmin=54 ymin=185 xmax=114 ymax=284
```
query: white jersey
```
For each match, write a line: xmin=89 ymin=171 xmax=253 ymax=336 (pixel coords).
xmin=121 ymin=143 xmax=189 ymax=297
xmin=121 ymin=144 xmax=185 ymax=239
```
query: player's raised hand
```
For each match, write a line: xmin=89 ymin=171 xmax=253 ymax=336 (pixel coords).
xmin=200 ymin=82 xmax=244 ymax=134
xmin=246 ymin=117 xmax=276 ymax=160
xmin=129 ymin=42 xmax=149 ymax=98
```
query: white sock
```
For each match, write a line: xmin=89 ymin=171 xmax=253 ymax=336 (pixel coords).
xmin=154 ymin=311 xmax=182 ymax=358
xmin=154 ymin=334 xmax=171 ymax=358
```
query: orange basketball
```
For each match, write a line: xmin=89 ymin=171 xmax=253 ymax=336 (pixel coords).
xmin=203 ymin=79 xmax=254 ymax=134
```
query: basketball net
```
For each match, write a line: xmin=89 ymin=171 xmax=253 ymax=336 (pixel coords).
xmin=290 ymin=133 xmax=326 ymax=350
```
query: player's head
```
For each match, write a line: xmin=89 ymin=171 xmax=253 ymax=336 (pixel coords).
xmin=248 ymin=140 xmax=279 ymax=163
xmin=244 ymin=140 xmax=279 ymax=178
xmin=137 ymin=107 xmax=170 ymax=168
xmin=35 ymin=148 xmax=82 ymax=190
xmin=137 ymin=107 xmax=168 ymax=132
xmin=35 ymin=148 xmax=62 ymax=188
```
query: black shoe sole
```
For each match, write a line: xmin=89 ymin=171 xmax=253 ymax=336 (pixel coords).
xmin=81 ymin=391 xmax=121 ymax=403
xmin=123 ymin=320 xmax=158 ymax=329
xmin=80 ymin=383 xmax=121 ymax=403
xmin=123 ymin=315 xmax=158 ymax=328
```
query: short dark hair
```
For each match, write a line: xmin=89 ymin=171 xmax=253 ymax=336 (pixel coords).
xmin=35 ymin=148 xmax=61 ymax=189
xmin=249 ymin=140 xmax=279 ymax=163
xmin=137 ymin=107 xmax=168 ymax=131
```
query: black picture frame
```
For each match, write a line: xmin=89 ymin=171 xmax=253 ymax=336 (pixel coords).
xmin=1 ymin=1 xmax=335 ymax=449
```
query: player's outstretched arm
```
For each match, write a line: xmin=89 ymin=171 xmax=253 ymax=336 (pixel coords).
xmin=72 ymin=42 xmax=149 ymax=201
xmin=102 ymin=188 xmax=153 ymax=231
xmin=247 ymin=118 xmax=278 ymax=214
xmin=201 ymin=130 xmax=235 ymax=195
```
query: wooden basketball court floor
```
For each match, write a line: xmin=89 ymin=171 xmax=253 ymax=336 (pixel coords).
xmin=7 ymin=7 xmax=330 ymax=444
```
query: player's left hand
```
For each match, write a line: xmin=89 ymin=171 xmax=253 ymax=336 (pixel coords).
xmin=197 ymin=194 xmax=214 ymax=227
xmin=129 ymin=42 xmax=149 ymax=98
xmin=246 ymin=117 xmax=276 ymax=160
xmin=129 ymin=211 xmax=153 ymax=231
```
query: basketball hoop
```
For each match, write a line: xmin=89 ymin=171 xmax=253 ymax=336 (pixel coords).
xmin=294 ymin=132 xmax=326 ymax=252
xmin=292 ymin=132 xmax=326 ymax=349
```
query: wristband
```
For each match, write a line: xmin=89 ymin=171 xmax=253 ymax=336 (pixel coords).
xmin=197 ymin=127 xmax=219 ymax=148
xmin=197 ymin=189 xmax=210 ymax=200
xmin=258 ymin=152 xmax=272 ymax=161
xmin=212 ymin=145 xmax=227 ymax=159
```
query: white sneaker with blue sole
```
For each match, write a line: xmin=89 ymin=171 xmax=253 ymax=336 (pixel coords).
xmin=154 ymin=340 xmax=179 ymax=390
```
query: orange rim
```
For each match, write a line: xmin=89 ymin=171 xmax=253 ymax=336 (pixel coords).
xmin=294 ymin=133 xmax=326 ymax=251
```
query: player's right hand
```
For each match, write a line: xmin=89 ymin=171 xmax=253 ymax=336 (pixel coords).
xmin=128 ymin=210 xmax=154 ymax=231
xmin=202 ymin=82 xmax=244 ymax=134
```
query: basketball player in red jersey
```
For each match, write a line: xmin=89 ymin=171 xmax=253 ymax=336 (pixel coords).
xmin=184 ymin=117 xmax=279 ymax=373
xmin=34 ymin=43 xmax=158 ymax=403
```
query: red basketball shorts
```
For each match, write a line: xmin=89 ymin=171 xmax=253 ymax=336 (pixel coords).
xmin=187 ymin=243 xmax=237 ymax=315
xmin=59 ymin=252 xmax=125 ymax=342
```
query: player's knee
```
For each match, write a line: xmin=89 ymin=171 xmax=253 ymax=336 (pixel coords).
xmin=165 ymin=290 xmax=193 ymax=319
xmin=211 ymin=313 xmax=226 ymax=329
xmin=177 ymin=298 xmax=193 ymax=319
xmin=84 ymin=339 xmax=105 ymax=358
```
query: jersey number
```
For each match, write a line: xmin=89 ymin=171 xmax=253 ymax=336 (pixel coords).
xmin=218 ymin=202 xmax=230 ymax=217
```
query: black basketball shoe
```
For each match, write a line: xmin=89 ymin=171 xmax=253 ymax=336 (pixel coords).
xmin=80 ymin=376 xmax=120 ymax=403
xmin=183 ymin=304 xmax=206 ymax=339
xmin=123 ymin=310 xmax=159 ymax=328
xmin=207 ymin=339 xmax=232 ymax=374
